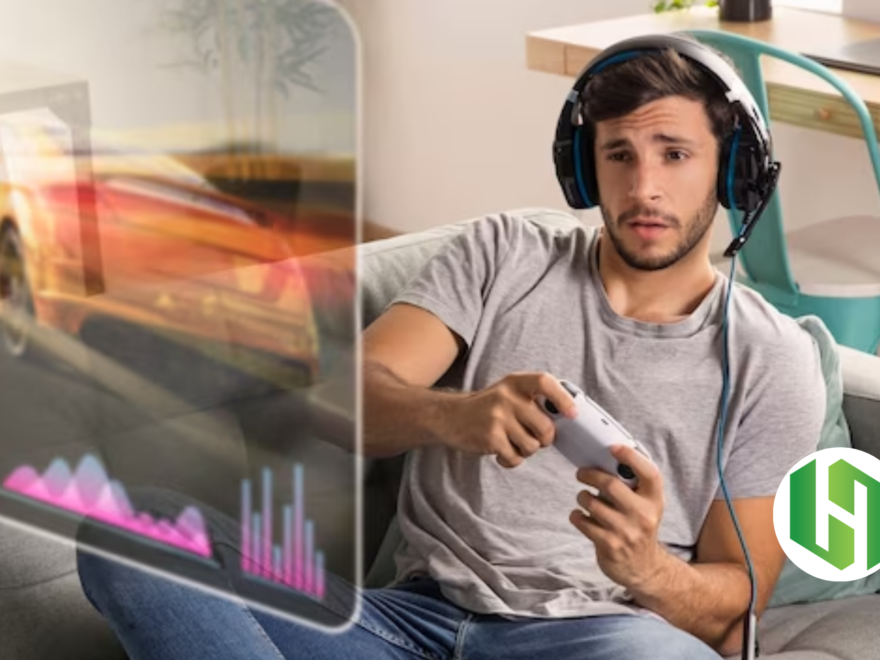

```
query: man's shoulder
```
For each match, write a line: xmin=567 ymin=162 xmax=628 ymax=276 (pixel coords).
xmin=452 ymin=209 xmax=594 ymax=272
xmin=728 ymin=280 xmax=822 ymax=369
xmin=463 ymin=208 xmax=587 ymax=242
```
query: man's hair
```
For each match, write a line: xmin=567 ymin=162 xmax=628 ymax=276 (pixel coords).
xmin=580 ymin=44 xmax=739 ymax=147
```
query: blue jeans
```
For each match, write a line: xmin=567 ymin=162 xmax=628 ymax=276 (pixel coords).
xmin=77 ymin=550 xmax=723 ymax=660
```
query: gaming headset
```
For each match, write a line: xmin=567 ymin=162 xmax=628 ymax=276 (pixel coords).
xmin=553 ymin=34 xmax=782 ymax=660
xmin=552 ymin=32 xmax=781 ymax=258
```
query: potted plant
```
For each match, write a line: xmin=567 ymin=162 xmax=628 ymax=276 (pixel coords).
xmin=652 ymin=0 xmax=718 ymax=12
xmin=653 ymin=0 xmax=771 ymax=22
xmin=156 ymin=0 xmax=346 ymax=198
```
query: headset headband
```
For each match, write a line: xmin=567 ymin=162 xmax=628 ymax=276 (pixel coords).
xmin=555 ymin=33 xmax=770 ymax=152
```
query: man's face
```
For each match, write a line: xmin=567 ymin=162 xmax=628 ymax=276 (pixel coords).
xmin=594 ymin=95 xmax=719 ymax=271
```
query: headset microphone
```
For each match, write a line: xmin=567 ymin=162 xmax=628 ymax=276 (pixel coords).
xmin=724 ymin=162 xmax=781 ymax=258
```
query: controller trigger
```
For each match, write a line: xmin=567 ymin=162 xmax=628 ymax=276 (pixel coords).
xmin=559 ymin=380 xmax=579 ymax=398
xmin=634 ymin=441 xmax=652 ymax=461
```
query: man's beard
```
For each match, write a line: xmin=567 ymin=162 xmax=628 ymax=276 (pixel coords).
xmin=600 ymin=191 xmax=718 ymax=271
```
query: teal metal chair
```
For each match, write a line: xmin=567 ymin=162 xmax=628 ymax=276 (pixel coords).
xmin=686 ymin=29 xmax=880 ymax=355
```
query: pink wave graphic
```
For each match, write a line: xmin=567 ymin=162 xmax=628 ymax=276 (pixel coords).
xmin=2 ymin=455 xmax=211 ymax=558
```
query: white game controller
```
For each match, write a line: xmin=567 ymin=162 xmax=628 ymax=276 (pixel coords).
xmin=537 ymin=380 xmax=652 ymax=488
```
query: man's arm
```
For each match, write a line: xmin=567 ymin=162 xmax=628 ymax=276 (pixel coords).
xmin=629 ymin=496 xmax=784 ymax=657
xmin=572 ymin=446 xmax=785 ymax=657
xmin=362 ymin=302 xmax=577 ymax=465
xmin=361 ymin=302 xmax=465 ymax=458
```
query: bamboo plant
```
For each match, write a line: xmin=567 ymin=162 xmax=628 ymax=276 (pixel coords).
xmin=156 ymin=0 xmax=342 ymax=183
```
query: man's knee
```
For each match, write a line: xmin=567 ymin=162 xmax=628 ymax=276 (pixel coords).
xmin=622 ymin=617 xmax=722 ymax=660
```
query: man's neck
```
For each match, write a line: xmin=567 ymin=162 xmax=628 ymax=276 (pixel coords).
xmin=596 ymin=232 xmax=717 ymax=324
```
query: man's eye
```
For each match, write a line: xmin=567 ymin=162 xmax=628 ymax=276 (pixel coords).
xmin=667 ymin=150 xmax=688 ymax=161
xmin=607 ymin=152 xmax=629 ymax=162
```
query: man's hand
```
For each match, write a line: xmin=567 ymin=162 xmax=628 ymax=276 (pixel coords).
xmin=569 ymin=444 xmax=668 ymax=589
xmin=442 ymin=372 xmax=578 ymax=468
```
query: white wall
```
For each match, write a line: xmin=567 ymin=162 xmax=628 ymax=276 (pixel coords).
xmin=337 ymin=0 xmax=653 ymax=235
xmin=339 ymin=0 xmax=880 ymax=262
xmin=843 ymin=0 xmax=880 ymax=21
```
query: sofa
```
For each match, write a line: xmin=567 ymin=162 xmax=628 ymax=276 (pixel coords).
xmin=3 ymin=207 xmax=880 ymax=660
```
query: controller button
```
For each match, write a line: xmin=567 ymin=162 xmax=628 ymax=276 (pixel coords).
xmin=544 ymin=399 xmax=559 ymax=415
xmin=617 ymin=464 xmax=635 ymax=480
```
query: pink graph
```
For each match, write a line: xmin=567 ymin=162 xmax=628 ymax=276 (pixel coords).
xmin=2 ymin=455 xmax=212 ymax=558
xmin=241 ymin=465 xmax=325 ymax=599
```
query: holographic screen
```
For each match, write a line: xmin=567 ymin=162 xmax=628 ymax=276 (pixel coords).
xmin=0 ymin=0 xmax=360 ymax=630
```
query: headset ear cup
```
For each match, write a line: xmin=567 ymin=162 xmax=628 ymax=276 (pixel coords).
xmin=578 ymin=126 xmax=600 ymax=208
xmin=717 ymin=134 xmax=735 ymax=210
xmin=740 ymin=145 xmax=766 ymax=213
xmin=718 ymin=122 xmax=770 ymax=213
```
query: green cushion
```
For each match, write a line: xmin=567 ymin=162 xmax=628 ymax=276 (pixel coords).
xmin=767 ymin=316 xmax=878 ymax=607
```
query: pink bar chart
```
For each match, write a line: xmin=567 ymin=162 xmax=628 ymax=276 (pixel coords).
xmin=240 ymin=464 xmax=325 ymax=600
xmin=1 ymin=454 xmax=213 ymax=559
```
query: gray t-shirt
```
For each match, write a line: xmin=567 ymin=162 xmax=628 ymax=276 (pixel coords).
xmin=387 ymin=211 xmax=825 ymax=619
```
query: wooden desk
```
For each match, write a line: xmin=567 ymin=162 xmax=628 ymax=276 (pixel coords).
xmin=526 ymin=7 xmax=880 ymax=140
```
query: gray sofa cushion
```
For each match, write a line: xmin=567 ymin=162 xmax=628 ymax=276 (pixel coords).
xmin=734 ymin=595 xmax=880 ymax=660
xmin=839 ymin=344 xmax=880 ymax=457
xmin=0 ymin=560 xmax=126 ymax=660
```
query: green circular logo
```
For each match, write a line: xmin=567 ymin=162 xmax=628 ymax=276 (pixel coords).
xmin=774 ymin=447 xmax=880 ymax=582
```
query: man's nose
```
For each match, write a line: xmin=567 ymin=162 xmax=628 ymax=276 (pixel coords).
xmin=627 ymin=160 xmax=663 ymax=203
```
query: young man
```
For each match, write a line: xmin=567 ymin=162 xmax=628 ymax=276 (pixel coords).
xmin=77 ymin=41 xmax=825 ymax=660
